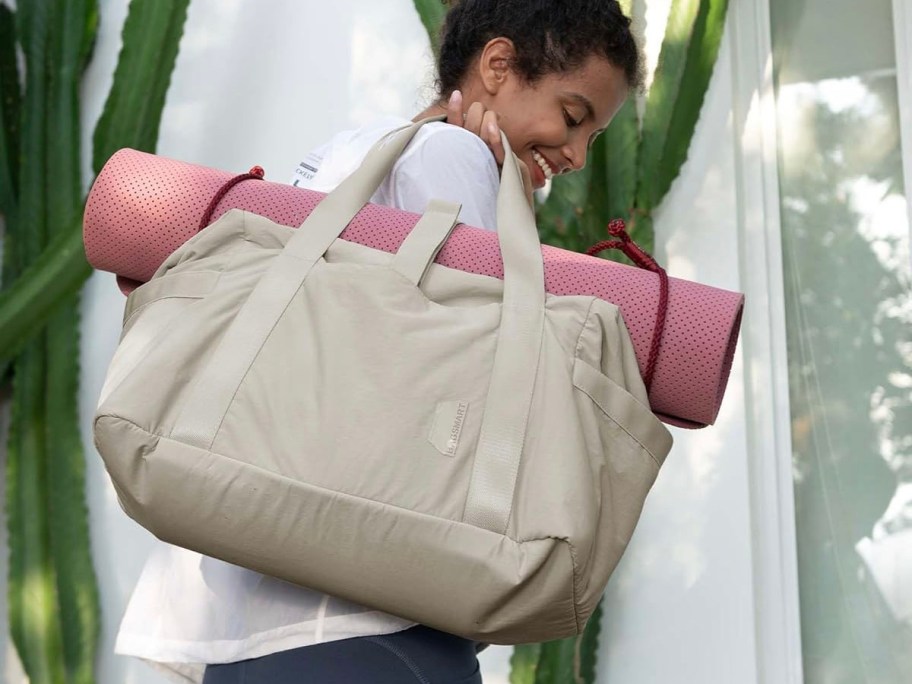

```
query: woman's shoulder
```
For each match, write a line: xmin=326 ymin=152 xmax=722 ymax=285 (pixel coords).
xmin=292 ymin=116 xmax=496 ymax=190
xmin=390 ymin=120 xmax=500 ymax=229
xmin=324 ymin=115 xmax=493 ymax=160
xmin=292 ymin=115 xmax=500 ymax=228
xmin=400 ymin=120 xmax=497 ymax=169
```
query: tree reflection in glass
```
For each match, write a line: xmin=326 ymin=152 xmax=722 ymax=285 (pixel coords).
xmin=776 ymin=73 xmax=912 ymax=683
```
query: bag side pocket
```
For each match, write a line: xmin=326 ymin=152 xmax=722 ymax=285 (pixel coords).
xmin=572 ymin=358 xmax=672 ymax=468
xmin=99 ymin=272 xmax=220 ymax=408
xmin=570 ymin=356 xmax=672 ymax=608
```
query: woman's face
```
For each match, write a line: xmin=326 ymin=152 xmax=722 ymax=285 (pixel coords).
xmin=489 ymin=54 xmax=629 ymax=189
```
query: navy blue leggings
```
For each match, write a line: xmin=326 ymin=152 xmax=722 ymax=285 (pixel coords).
xmin=201 ymin=625 xmax=483 ymax=684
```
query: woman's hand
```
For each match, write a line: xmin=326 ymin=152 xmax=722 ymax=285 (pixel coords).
xmin=445 ymin=90 xmax=506 ymax=166
xmin=445 ymin=90 xmax=534 ymax=207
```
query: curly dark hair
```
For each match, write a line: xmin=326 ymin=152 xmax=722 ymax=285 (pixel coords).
xmin=437 ymin=0 xmax=644 ymax=95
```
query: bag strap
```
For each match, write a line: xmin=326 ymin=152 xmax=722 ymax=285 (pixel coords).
xmin=282 ymin=119 xmax=442 ymax=264
xmin=382 ymin=137 xmax=546 ymax=534
xmin=461 ymin=139 xmax=544 ymax=534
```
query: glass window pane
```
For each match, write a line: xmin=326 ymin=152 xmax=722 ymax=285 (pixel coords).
xmin=771 ymin=1 xmax=912 ymax=682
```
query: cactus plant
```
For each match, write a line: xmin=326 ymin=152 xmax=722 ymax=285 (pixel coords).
xmin=0 ymin=1 xmax=191 ymax=681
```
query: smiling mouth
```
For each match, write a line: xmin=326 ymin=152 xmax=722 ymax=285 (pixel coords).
xmin=531 ymin=149 xmax=555 ymax=181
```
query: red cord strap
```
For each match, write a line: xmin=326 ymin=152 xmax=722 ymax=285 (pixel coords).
xmin=586 ymin=219 xmax=669 ymax=392
xmin=198 ymin=165 xmax=266 ymax=231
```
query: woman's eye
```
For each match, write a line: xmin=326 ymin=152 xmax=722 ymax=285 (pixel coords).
xmin=563 ymin=110 xmax=581 ymax=127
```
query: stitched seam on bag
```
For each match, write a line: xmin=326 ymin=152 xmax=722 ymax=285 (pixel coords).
xmin=237 ymin=211 xmax=299 ymax=254
xmin=572 ymin=298 xmax=600 ymax=364
xmin=572 ymin=365 xmax=662 ymax=469
xmin=123 ymin=287 xmax=217 ymax=329
xmin=563 ymin=539 xmax=584 ymax=632
xmin=364 ymin=636 xmax=431 ymax=684
xmin=123 ymin=265 xmax=228 ymax=325
xmin=163 ymin=209 xmax=249 ymax=274
xmin=356 ymin=260 xmax=503 ymax=315
xmin=110 ymin=417 xmax=553 ymax=543
xmin=107 ymin=415 xmax=587 ymax=554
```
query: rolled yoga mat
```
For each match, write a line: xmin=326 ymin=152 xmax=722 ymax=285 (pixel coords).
xmin=84 ymin=148 xmax=744 ymax=429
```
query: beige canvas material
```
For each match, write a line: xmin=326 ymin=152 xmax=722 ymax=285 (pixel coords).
xmin=94 ymin=118 xmax=673 ymax=644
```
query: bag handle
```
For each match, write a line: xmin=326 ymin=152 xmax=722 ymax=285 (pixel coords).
xmin=172 ymin=119 xmax=545 ymax=536
xmin=282 ymin=118 xmax=444 ymax=263
xmin=169 ymin=119 xmax=435 ymax=448
xmin=380 ymin=144 xmax=545 ymax=534
xmin=376 ymin=133 xmax=547 ymax=534
xmin=460 ymin=134 xmax=544 ymax=533
xmin=381 ymin=146 xmax=546 ymax=534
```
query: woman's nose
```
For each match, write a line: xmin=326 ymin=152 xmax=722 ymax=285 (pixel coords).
xmin=561 ymin=137 xmax=588 ymax=173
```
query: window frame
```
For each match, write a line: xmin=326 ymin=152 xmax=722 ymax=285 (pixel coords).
xmin=729 ymin=0 xmax=805 ymax=682
xmin=893 ymin=0 xmax=912 ymax=242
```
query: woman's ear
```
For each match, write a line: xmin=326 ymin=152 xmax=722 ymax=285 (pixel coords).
xmin=478 ymin=37 xmax=517 ymax=95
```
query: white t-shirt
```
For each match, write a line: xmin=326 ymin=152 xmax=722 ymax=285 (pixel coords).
xmin=292 ymin=115 xmax=499 ymax=228
xmin=114 ymin=116 xmax=500 ymax=683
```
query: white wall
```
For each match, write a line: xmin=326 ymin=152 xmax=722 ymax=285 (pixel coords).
xmin=1 ymin=1 xmax=773 ymax=683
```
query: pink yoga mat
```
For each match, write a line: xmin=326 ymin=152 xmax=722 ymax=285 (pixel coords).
xmin=84 ymin=148 xmax=743 ymax=428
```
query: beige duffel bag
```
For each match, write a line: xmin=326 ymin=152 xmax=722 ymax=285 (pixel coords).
xmin=94 ymin=118 xmax=672 ymax=644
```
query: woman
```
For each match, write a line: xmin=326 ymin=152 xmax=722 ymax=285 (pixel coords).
xmin=115 ymin=1 xmax=643 ymax=682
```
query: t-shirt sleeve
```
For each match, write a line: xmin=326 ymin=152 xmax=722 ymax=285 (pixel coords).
xmin=390 ymin=126 xmax=500 ymax=231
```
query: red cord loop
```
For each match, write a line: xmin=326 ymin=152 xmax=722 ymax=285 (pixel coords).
xmin=199 ymin=166 xmax=267 ymax=231
xmin=586 ymin=219 xmax=669 ymax=393
xmin=607 ymin=218 xmax=626 ymax=237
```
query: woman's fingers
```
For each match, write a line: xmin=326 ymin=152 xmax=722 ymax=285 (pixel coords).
xmin=482 ymin=114 xmax=505 ymax=166
xmin=445 ymin=90 xmax=464 ymax=126
xmin=444 ymin=92 xmax=507 ymax=169
xmin=463 ymin=101 xmax=486 ymax=137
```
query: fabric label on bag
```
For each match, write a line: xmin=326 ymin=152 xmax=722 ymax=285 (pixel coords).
xmin=428 ymin=401 xmax=469 ymax=457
